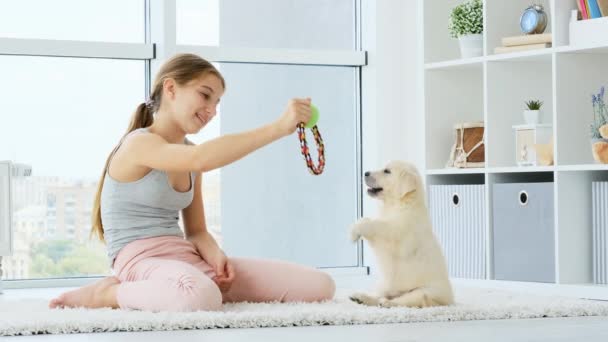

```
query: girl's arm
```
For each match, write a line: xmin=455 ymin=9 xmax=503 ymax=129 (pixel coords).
xmin=122 ymin=98 xmax=311 ymax=173
xmin=124 ymin=122 xmax=282 ymax=173
xmin=182 ymin=171 xmax=214 ymax=241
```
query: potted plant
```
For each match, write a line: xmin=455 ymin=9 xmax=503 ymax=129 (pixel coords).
xmin=449 ymin=0 xmax=484 ymax=58
xmin=523 ymin=100 xmax=543 ymax=125
xmin=590 ymin=86 xmax=608 ymax=163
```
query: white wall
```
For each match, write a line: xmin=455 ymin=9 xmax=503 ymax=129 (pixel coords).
xmin=361 ymin=0 xmax=424 ymax=272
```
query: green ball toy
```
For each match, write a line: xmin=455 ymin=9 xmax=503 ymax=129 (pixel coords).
xmin=305 ymin=104 xmax=320 ymax=128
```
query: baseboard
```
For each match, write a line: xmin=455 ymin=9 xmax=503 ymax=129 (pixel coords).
xmin=452 ymin=278 xmax=608 ymax=301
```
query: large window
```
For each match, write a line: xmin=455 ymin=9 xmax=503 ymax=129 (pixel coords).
xmin=0 ymin=56 xmax=145 ymax=280
xmin=1 ymin=0 xmax=364 ymax=285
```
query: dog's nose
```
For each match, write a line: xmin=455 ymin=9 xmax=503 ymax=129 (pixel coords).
xmin=364 ymin=171 xmax=370 ymax=177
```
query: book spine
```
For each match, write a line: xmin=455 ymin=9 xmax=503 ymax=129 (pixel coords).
xmin=588 ymin=0 xmax=603 ymax=18
xmin=581 ymin=0 xmax=590 ymax=19
xmin=597 ymin=0 xmax=608 ymax=16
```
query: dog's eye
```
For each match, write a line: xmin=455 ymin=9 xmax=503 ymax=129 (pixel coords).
xmin=384 ymin=169 xmax=391 ymax=174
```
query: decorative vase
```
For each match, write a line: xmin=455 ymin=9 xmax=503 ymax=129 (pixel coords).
xmin=523 ymin=110 xmax=541 ymax=125
xmin=458 ymin=34 xmax=483 ymax=58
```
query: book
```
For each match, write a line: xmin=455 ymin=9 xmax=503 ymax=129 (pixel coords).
xmin=579 ymin=0 xmax=588 ymax=19
xmin=597 ymin=0 xmax=608 ymax=16
xmin=588 ymin=0 xmax=603 ymax=18
xmin=502 ymin=33 xmax=552 ymax=47
xmin=585 ymin=0 xmax=591 ymax=19
xmin=494 ymin=43 xmax=551 ymax=54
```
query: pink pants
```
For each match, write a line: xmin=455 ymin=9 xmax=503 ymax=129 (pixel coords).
xmin=113 ymin=236 xmax=335 ymax=312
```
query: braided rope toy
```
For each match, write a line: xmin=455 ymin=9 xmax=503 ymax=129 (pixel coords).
xmin=297 ymin=105 xmax=325 ymax=175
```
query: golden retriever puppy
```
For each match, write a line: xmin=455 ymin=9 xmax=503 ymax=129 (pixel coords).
xmin=349 ymin=160 xmax=454 ymax=308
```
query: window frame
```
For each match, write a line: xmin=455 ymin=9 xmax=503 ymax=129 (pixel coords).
xmin=1 ymin=0 xmax=366 ymax=290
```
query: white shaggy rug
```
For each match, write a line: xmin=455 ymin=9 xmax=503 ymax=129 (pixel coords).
xmin=1 ymin=286 xmax=607 ymax=336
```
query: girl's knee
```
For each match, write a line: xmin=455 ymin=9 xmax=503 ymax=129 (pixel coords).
xmin=297 ymin=271 xmax=335 ymax=302
xmin=168 ymin=274 xmax=222 ymax=312
xmin=315 ymin=272 xmax=336 ymax=301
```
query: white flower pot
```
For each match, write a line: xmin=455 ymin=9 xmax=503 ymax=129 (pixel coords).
xmin=458 ymin=34 xmax=483 ymax=58
xmin=523 ymin=110 xmax=541 ymax=125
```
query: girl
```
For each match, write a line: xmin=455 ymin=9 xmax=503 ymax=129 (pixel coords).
xmin=49 ymin=53 xmax=335 ymax=312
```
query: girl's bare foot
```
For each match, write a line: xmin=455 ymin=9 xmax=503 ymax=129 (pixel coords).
xmin=49 ymin=276 xmax=120 ymax=309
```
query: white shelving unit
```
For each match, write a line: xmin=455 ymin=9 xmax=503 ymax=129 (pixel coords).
xmin=422 ymin=0 xmax=608 ymax=299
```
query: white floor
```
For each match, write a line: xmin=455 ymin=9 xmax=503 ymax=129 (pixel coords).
xmin=2 ymin=277 xmax=608 ymax=342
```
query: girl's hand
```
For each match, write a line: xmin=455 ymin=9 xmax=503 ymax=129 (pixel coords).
xmin=205 ymin=248 xmax=235 ymax=293
xmin=274 ymin=98 xmax=312 ymax=137
xmin=189 ymin=233 xmax=236 ymax=293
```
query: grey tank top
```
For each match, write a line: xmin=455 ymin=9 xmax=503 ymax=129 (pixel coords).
xmin=101 ymin=127 xmax=195 ymax=265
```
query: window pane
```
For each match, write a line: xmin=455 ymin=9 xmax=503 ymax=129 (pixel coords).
xmin=177 ymin=0 xmax=355 ymax=49
xmin=218 ymin=63 xmax=359 ymax=267
xmin=0 ymin=0 xmax=145 ymax=43
xmin=0 ymin=56 xmax=145 ymax=280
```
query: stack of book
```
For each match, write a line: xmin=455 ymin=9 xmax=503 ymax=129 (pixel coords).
xmin=494 ymin=33 xmax=552 ymax=54
xmin=578 ymin=0 xmax=608 ymax=20
xmin=494 ymin=33 xmax=552 ymax=53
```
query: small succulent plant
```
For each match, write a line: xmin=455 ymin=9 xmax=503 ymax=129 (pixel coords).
xmin=524 ymin=100 xmax=543 ymax=111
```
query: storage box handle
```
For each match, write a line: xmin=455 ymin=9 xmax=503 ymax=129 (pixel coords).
xmin=519 ymin=190 xmax=529 ymax=206
xmin=452 ymin=192 xmax=460 ymax=207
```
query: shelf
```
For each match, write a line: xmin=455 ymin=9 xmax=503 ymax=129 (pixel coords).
xmin=423 ymin=0 xmax=608 ymax=299
xmin=488 ymin=166 xmax=554 ymax=173
xmin=424 ymin=45 xmax=608 ymax=71
xmin=556 ymin=44 xmax=608 ymax=55
xmin=426 ymin=168 xmax=485 ymax=175
xmin=424 ymin=57 xmax=484 ymax=71
xmin=487 ymin=47 xmax=554 ymax=62
xmin=427 ymin=165 xmax=608 ymax=174
xmin=557 ymin=164 xmax=608 ymax=172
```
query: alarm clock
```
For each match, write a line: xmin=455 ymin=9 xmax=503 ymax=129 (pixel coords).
xmin=520 ymin=4 xmax=547 ymax=34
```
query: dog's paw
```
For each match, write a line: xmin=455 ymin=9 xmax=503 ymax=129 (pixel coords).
xmin=354 ymin=217 xmax=372 ymax=227
xmin=349 ymin=292 xmax=380 ymax=306
xmin=349 ymin=227 xmax=361 ymax=242
xmin=349 ymin=218 xmax=371 ymax=242
xmin=378 ymin=297 xmax=396 ymax=308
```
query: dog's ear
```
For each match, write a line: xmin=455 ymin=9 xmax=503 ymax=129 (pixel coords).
xmin=397 ymin=170 xmax=418 ymax=201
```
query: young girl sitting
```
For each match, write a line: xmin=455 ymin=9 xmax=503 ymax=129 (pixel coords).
xmin=49 ymin=53 xmax=335 ymax=312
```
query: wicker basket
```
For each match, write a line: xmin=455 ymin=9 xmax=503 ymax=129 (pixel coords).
xmin=446 ymin=122 xmax=485 ymax=168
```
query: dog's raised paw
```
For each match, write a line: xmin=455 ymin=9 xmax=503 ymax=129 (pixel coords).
xmin=349 ymin=228 xmax=361 ymax=243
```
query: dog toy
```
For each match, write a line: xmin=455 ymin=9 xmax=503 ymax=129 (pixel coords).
xmin=297 ymin=104 xmax=325 ymax=175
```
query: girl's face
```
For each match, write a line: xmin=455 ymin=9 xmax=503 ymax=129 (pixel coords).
xmin=168 ymin=73 xmax=224 ymax=134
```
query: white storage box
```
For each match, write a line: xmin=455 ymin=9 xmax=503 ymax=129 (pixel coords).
xmin=429 ymin=184 xmax=486 ymax=279
xmin=569 ymin=16 xmax=608 ymax=47
xmin=492 ymin=182 xmax=555 ymax=283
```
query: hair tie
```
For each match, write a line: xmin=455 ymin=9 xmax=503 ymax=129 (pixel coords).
xmin=144 ymin=98 xmax=155 ymax=110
